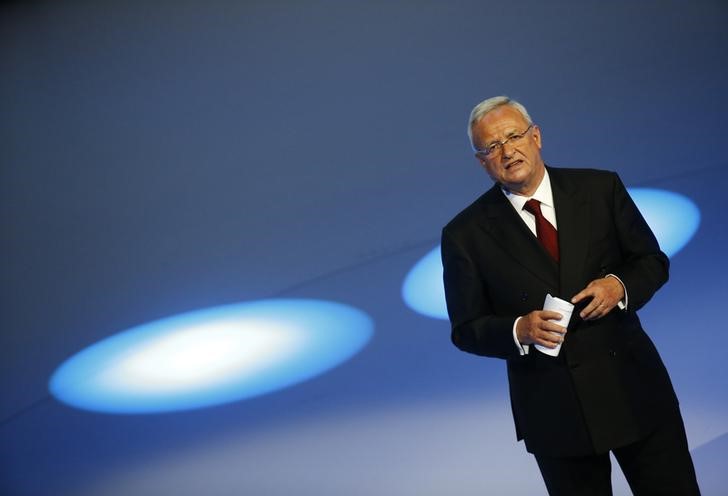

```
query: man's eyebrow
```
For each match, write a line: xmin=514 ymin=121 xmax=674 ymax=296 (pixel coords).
xmin=485 ymin=129 xmax=521 ymax=143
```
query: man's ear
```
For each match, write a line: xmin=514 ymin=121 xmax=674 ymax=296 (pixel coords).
xmin=475 ymin=154 xmax=488 ymax=168
xmin=531 ymin=125 xmax=542 ymax=149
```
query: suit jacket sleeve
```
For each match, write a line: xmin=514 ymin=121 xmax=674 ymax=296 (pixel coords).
xmin=607 ymin=172 xmax=669 ymax=311
xmin=441 ymin=226 xmax=521 ymax=359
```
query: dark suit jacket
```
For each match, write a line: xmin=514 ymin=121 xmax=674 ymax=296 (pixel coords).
xmin=441 ymin=167 xmax=678 ymax=457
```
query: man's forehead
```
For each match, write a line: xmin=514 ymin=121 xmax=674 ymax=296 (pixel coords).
xmin=473 ymin=108 xmax=529 ymax=141
xmin=477 ymin=107 xmax=528 ymax=129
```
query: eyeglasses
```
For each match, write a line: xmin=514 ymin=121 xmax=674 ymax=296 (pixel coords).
xmin=475 ymin=124 xmax=533 ymax=157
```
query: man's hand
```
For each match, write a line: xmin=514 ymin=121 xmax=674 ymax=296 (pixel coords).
xmin=516 ymin=310 xmax=567 ymax=348
xmin=571 ymin=277 xmax=625 ymax=320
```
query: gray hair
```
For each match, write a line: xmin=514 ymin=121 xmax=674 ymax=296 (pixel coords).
xmin=467 ymin=96 xmax=533 ymax=150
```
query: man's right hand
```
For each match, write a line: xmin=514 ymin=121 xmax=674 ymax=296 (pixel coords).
xmin=516 ymin=310 xmax=567 ymax=348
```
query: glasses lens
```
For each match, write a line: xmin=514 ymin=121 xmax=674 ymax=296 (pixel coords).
xmin=477 ymin=125 xmax=531 ymax=157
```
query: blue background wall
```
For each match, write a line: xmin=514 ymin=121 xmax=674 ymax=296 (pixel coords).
xmin=2 ymin=1 xmax=727 ymax=494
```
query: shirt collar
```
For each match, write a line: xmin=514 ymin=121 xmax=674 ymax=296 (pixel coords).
xmin=501 ymin=168 xmax=554 ymax=211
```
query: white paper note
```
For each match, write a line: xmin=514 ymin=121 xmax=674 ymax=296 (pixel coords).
xmin=535 ymin=294 xmax=574 ymax=357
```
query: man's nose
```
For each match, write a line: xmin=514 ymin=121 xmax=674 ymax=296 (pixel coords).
xmin=501 ymin=141 xmax=516 ymax=159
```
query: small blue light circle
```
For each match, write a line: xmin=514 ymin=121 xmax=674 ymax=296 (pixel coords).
xmin=50 ymin=299 xmax=373 ymax=414
xmin=628 ymin=188 xmax=700 ymax=258
xmin=402 ymin=247 xmax=448 ymax=320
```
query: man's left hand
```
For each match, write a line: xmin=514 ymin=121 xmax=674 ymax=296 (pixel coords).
xmin=571 ymin=277 xmax=625 ymax=320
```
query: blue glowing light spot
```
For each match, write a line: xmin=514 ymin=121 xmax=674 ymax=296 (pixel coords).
xmin=627 ymin=188 xmax=700 ymax=258
xmin=402 ymin=247 xmax=448 ymax=320
xmin=50 ymin=299 xmax=373 ymax=414
xmin=402 ymin=188 xmax=700 ymax=320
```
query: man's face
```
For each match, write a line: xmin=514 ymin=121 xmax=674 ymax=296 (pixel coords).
xmin=471 ymin=105 xmax=545 ymax=196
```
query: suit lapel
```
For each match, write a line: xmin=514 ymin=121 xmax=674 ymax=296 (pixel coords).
xmin=550 ymin=168 xmax=590 ymax=300
xmin=476 ymin=185 xmax=559 ymax=289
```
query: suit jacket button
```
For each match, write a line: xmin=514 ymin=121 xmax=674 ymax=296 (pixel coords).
xmin=521 ymin=292 xmax=528 ymax=302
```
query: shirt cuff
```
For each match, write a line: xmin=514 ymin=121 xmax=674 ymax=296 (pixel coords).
xmin=512 ymin=316 xmax=529 ymax=355
xmin=606 ymin=274 xmax=628 ymax=310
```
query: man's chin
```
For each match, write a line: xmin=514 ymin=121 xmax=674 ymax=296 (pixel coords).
xmin=504 ymin=169 xmax=528 ymax=186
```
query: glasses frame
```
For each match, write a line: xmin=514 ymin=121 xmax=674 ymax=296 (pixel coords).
xmin=474 ymin=124 xmax=534 ymax=158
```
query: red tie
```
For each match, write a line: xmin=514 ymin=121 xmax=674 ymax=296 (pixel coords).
xmin=524 ymin=199 xmax=559 ymax=262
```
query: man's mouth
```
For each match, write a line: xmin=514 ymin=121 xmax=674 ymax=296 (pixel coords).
xmin=505 ymin=160 xmax=523 ymax=170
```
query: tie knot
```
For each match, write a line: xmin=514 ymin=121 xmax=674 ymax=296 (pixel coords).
xmin=524 ymin=199 xmax=542 ymax=216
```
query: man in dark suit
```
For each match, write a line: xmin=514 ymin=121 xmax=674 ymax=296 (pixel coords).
xmin=441 ymin=96 xmax=700 ymax=495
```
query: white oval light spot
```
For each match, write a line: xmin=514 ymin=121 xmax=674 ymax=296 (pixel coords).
xmin=50 ymin=299 xmax=373 ymax=413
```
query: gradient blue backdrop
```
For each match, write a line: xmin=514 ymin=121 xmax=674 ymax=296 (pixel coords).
xmin=2 ymin=1 xmax=727 ymax=494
